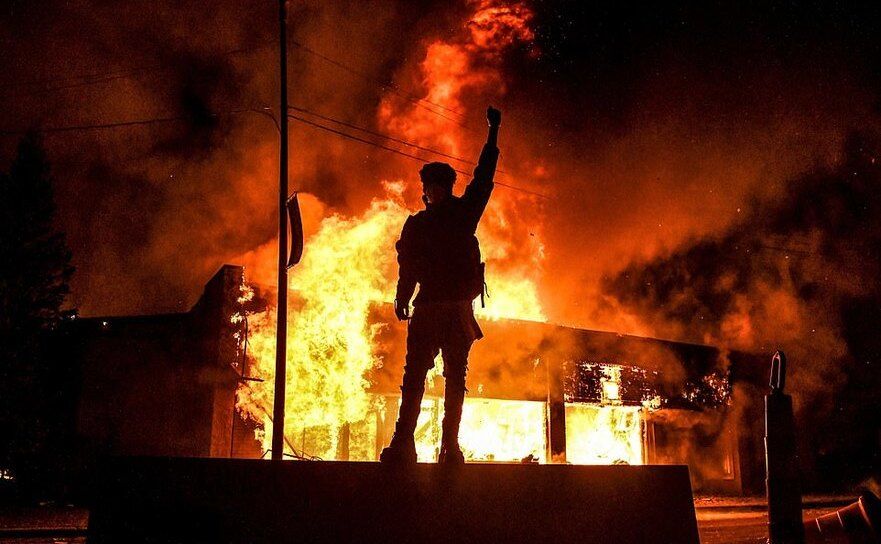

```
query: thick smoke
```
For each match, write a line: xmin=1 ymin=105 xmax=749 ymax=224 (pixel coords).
xmin=604 ymin=132 xmax=881 ymax=484
xmin=4 ymin=0 xmax=881 ymax=329
xmin=496 ymin=3 xmax=881 ymax=334
xmin=1 ymin=0 xmax=443 ymax=315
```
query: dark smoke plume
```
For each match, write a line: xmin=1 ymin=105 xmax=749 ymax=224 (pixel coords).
xmin=604 ymin=131 xmax=881 ymax=485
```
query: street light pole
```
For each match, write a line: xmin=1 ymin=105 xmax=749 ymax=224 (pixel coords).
xmin=271 ymin=0 xmax=289 ymax=461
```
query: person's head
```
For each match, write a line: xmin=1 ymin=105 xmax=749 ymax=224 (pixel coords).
xmin=419 ymin=162 xmax=456 ymax=205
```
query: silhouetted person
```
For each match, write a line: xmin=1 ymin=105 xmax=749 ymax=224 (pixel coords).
xmin=381 ymin=106 xmax=502 ymax=465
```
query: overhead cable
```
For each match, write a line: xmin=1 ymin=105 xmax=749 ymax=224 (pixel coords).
xmin=286 ymin=112 xmax=549 ymax=200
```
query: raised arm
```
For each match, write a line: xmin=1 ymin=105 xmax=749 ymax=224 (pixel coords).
xmin=461 ymin=106 xmax=502 ymax=228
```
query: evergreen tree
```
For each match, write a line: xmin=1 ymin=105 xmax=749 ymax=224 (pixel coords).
xmin=0 ymin=134 xmax=75 ymax=484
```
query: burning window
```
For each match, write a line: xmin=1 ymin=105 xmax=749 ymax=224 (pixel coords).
xmin=564 ymin=403 xmax=644 ymax=465
xmin=411 ymin=397 xmax=547 ymax=463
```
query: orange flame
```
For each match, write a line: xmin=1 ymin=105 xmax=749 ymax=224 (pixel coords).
xmin=235 ymin=1 xmax=576 ymax=461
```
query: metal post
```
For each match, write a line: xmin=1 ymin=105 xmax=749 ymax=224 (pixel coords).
xmin=271 ymin=0 xmax=289 ymax=461
xmin=766 ymin=351 xmax=804 ymax=543
xmin=546 ymin=359 xmax=566 ymax=463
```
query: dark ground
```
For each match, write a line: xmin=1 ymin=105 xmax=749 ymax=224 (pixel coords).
xmin=0 ymin=505 xmax=87 ymax=543
xmin=695 ymin=496 xmax=853 ymax=544
xmin=0 ymin=496 xmax=854 ymax=543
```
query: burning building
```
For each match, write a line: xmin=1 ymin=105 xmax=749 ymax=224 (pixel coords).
xmin=238 ymin=300 xmax=761 ymax=494
xmin=40 ymin=0 xmax=823 ymax=496
xmin=67 ymin=266 xmax=261 ymax=460
xmin=64 ymin=264 xmax=765 ymax=495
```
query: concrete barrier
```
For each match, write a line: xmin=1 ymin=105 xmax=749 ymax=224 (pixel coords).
xmin=88 ymin=457 xmax=699 ymax=543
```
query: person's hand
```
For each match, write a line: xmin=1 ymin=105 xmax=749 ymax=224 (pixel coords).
xmin=487 ymin=106 xmax=501 ymax=128
xmin=394 ymin=300 xmax=410 ymax=321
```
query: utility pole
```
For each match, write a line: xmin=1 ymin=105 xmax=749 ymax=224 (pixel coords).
xmin=271 ymin=0 xmax=289 ymax=461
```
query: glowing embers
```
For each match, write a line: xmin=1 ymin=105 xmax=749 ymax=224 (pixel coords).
xmin=565 ymin=403 xmax=644 ymax=465
xmin=412 ymin=397 xmax=547 ymax=463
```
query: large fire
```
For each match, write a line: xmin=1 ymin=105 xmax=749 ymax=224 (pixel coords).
xmin=235 ymin=179 xmax=547 ymax=459
xmin=234 ymin=0 xmax=644 ymax=465
xmin=412 ymin=397 xmax=548 ymax=463
xmin=565 ymin=404 xmax=644 ymax=465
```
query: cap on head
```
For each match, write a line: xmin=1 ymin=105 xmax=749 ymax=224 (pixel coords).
xmin=419 ymin=162 xmax=456 ymax=190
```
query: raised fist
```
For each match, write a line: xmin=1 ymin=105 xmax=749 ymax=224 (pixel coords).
xmin=487 ymin=106 xmax=501 ymax=128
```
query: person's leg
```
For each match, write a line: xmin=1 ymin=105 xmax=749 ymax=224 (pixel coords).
xmin=392 ymin=352 xmax=433 ymax=442
xmin=381 ymin=314 xmax=437 ymax=463
xmin=438 ymin=340 xmax=471 ymax=463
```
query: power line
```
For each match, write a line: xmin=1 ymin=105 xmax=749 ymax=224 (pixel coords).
xmin=0 ymin=107 xmax=550 ymax=199
xmin=2 ymin=41 xmax=274 ymax=90
xmin=3 ymin=65 xmax=168 ymax=95
xmin=0 ymin=115 xmax=189 ymax=136
xmin=288 ymin=39 xmax=536 ymax=135
xmin=286 ymin=112 xmax=549 ymax=200
xmin=4 ymin=34 xmax=474 ymax=137
xmin=289 ymin=104 xmax=474 ymax=166
xmin=289 ymin=39 xmax=466 ymax=118
xmin=0 ymin=108 xmax=255 ymax=136
xmin=289 ymin=103 xmax=510 ymax=175
xmin=0 ymin=41 xmax=275 ymax=98
xmin=4 ymin=35 xmax=483 ymax=141
xmin=3 ymin=33 xmax=532 ymax=152
xmin=289 ymin=40 xmax=478 ymax=133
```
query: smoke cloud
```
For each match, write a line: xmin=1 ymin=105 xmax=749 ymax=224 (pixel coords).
xmin=604 ymin=131 xmax=881 ymax=483
xmin=2 ymin=0 xmax=880 ymax=329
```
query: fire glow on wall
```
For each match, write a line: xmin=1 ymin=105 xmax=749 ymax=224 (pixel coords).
xmin=282 ymin=394 xmax=647 ymax=465
xmin=272 ymin=361 xmax=649 ymax=466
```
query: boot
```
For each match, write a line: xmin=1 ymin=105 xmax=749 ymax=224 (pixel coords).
xmin=437 ymin=442 xmax=465 ymax=465
xmin=380 ymin=434 xmax=416 ymax=465
xmin=380 ymin=382 xmax=424 ymax=465
xmin=438 ymin=380 xmax=465 ymax=465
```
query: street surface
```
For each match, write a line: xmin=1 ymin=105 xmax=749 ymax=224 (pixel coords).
xmin=698 ymin=505 xmax=845 ymax=543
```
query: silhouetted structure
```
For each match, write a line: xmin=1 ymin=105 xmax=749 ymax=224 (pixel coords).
xmin=68 ymin=265 xmax=259 ymax=461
